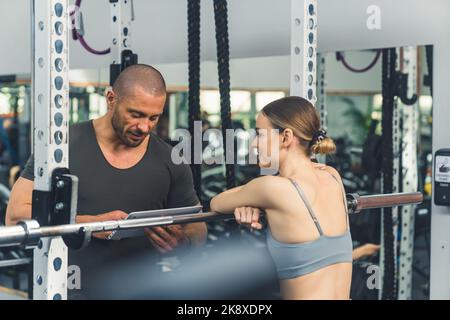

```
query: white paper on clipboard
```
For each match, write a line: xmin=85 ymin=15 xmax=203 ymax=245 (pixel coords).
xmin=107 ymin=205 xmax=203 ymax=240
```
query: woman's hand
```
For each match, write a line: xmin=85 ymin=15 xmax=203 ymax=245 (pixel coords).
xmin=234 ymin=207 xmax=263 ymax=230
xmin=352 ymin=243 xmax=380 ymax=260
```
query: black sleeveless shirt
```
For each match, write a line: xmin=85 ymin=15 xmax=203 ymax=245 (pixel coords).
xmin=21 ymin=120 xmax=199 ymax=298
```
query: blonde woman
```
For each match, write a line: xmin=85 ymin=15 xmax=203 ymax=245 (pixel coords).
xmin=211 ymin=96 xmax=352 ymax=300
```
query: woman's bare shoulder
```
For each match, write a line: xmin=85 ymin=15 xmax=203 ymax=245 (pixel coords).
xmin=246 ymin=176 xmax=294 ymax=202
xmin=250 ymin=175 xmax=289 ymax=188
xmin=316 ymin=164 xmax=343 ymax=182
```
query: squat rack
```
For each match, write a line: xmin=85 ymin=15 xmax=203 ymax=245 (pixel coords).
xmin=0 ymin=0 xmax=424 ymax=300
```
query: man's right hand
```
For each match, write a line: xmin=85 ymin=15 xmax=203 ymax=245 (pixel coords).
xmin=6 ymin=177 xmax=128 ymax=240
xmin=76 ymin=210 xmax=128 ymax=240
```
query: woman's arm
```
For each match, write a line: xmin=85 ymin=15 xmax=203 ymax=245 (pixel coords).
xmin=210 ymin=176 xmax=279 ymax=214
xmin=352 ymin=243 xmax=380 ymax=260
xmin=215 ymin=185 xmax=244 ymax=196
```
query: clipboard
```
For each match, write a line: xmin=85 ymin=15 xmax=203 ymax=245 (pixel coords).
xmin=107 ymin=205 xmax=203 ymax=240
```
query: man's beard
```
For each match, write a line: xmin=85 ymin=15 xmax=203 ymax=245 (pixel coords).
xmin=111 ymin=111 xmax=147 ymax=147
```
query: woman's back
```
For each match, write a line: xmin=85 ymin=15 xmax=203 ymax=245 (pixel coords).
xmin=265 ymin=166 xmax=352 ymax=299
xmin=266 ymin=166 xmax=349 ymax=242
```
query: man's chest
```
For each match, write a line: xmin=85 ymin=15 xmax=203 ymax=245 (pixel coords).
xmin=68 ymin=151 xmax=172 ymax=214
xmin=97 ymin=141 xmax=149 ymax=170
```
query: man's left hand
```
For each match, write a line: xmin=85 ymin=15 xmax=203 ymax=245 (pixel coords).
xmin=144 ymin=225 xmax=190 ymax=254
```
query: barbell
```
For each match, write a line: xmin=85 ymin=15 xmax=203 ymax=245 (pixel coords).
xmin=0 ymin=191 xmax=423 ymax=249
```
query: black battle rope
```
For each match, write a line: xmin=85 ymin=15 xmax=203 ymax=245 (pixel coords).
xmin=213 ymin=0 xmax=235 ymax=190
xmin=381 ymin=48 xmax=398 ymax=300
xmin=425 ymin=45 xmax=433 ymax=96
xmin=187 ymin=0 xmax=202 ymax=198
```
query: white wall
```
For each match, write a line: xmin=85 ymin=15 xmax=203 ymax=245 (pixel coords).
xmin=0 ymin=0 xmax=447 ymax=74
xmin=68 ymin=50 xmax=382 ymax=92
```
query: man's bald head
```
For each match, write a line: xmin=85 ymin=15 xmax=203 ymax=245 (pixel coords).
xmin=112 ymin=64 xmax=166 ymax=98
xmin=107 ymin=64 xmax=167 ymax=148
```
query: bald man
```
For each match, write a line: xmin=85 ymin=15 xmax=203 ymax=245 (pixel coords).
xmin=6 ymin=64 xmax=207 ymax=299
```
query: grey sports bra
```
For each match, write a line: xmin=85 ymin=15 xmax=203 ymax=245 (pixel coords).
xmin=266 ymin=173 xmax=353 ymax=280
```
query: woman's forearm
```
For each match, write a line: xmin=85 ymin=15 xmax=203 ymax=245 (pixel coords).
xmin=210 ymin=176 xmax=273 ymax=214
xmin=211 ymin=186 xmax=244 ymax=213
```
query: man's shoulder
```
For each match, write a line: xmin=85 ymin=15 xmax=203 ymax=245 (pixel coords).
xmin=68 ymin=121 xmax=92 ymax=142
xmin=150 ymin=135 xmax=191 ymax=172
xmin=150 ymin=134 xmax=175 ymax=154
xmin=69 ymin=120 xmax=91 ymax=132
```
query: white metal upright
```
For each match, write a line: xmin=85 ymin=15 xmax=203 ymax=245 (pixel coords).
xmin=31 ymin=0 xmax=70 ymax=300
xmin=290 ymin=0 xmax=317 ymax=105
xmin=110 ymin=0 xmax=135 ymax=84
xmin=316 ymin=53 xmax=326 ymax=163
xmin=110 ymin=0 xmax=133 ymax=64
xmin=398 ymin=46 xmax=419 ymax=300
